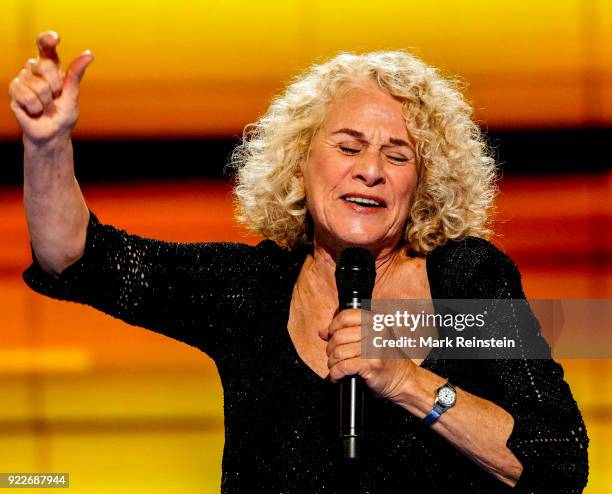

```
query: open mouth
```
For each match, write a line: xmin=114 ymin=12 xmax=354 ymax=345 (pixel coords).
xmin=341 ymin=195 xmax=387 ymax=208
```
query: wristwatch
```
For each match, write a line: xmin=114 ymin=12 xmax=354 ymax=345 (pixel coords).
xmin=421 ymin=381 xmax=456 ymax=426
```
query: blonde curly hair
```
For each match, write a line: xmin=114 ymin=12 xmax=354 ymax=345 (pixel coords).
xmin=230 ymin=50 xmax=498 ymax=254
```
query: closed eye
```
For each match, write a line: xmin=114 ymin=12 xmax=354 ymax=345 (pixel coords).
xmin=387 ymin=155 xmax=410 ymax=163
xmin=339 ymin=146 xmax=360 ymax=155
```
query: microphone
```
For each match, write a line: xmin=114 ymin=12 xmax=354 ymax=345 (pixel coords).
xmin=335 ymin=247 xmax=376 ymax=461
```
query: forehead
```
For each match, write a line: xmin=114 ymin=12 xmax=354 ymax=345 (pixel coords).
xmin=320 ymin=81 xmax=409 ymax=139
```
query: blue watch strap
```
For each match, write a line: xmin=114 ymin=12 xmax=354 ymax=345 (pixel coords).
xmin=422 ymin=403 xmax=445 ymax=426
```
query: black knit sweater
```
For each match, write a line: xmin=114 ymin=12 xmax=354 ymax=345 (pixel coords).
xmin=23 ymin=211 xmax=589 ymax=493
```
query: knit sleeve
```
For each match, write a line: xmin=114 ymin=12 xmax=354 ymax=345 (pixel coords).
xmin=22 ymin=210 xmax=255 ymax=359
xmin=473 ymin=246 xmax=589 ymax=493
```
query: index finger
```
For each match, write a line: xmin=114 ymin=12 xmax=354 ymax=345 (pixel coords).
xmin=328 ymin=308 xmax=362 ymax=336
xmin=36 ymin=31 xmax=60 ymax=64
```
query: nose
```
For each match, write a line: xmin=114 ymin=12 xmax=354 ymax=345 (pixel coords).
xmin=351 ymin=150 xmax=385 ymax=187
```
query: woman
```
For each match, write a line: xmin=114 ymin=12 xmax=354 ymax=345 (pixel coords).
xmin=11 ymin=31 xmax=588 ymax=493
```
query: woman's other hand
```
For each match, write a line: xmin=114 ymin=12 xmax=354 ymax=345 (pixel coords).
xmin=8 ymin=31 xmax=94 ymax=145
xmin=320 ymin=308 xmax=418 ymax=402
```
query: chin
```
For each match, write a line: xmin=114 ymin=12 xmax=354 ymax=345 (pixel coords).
xmin=329 ymin=228 xmax=386 ymax=250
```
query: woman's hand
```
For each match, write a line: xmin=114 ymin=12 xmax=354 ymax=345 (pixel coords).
xmin=8 ymin=31 xmax=94 ymax=145
xmin=320 ymin=308 xmax=418 ymax=401
xmin=13 ymin=32 xmax=93 ymax=277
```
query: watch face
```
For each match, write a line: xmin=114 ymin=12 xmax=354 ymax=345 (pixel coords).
xmin=438 ymin=385 xmax=456 ymax=407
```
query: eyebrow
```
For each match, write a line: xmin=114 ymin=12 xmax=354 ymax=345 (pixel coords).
xmin=331 ymin=128 xmax=412 ymax=148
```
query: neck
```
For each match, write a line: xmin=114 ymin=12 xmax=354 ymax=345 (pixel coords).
xmin=301 ymin=238 xmax=407 ymax=299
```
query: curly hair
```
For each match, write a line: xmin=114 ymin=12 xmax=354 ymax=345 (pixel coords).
xmin=229 ymin=50 xmax=498 ymax=254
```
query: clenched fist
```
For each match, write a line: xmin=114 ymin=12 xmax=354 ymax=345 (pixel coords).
xmin=8 ymin=31 xmax=94 ymax=145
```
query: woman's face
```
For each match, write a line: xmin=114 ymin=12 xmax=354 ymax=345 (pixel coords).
xmin=299 ymin=81 xmax=418 ymax=256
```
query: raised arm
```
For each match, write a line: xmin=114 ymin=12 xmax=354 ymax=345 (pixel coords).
xmin=11 ymin=31 xmax=262 ymax=359
xmin=8 ymin=31 xmax=94 ymax=277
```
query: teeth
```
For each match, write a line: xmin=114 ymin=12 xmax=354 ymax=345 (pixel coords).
xmin=344 ymin=196 xmax=381 ymax=206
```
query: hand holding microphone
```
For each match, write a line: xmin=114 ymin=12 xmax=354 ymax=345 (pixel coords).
xmin=321 ymin=248 xmax=419 ymax=460
xmin=8 ymin=31 xmax=94 ymax=145
xmin=332 ymin=248 xmax=375 ymax=460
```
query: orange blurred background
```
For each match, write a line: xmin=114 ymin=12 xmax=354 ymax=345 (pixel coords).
xmin=1 ymin=1 xmax=611 ymax=492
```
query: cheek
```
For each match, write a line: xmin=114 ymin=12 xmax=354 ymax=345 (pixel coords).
xmin=393 ymin=172 xmax=419 ymax=213
xmin=305 ymin=154 xmax=346 ymax=199
xmin=405 ymin=177 xmax=418 ymax=200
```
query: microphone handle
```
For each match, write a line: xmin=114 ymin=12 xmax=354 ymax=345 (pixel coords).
xmin=339 ymin=296 xmax=365 ymax=461
xmin=340 ymin=375 xmax=364 ymax=460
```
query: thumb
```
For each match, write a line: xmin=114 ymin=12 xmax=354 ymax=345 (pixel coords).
xmin=319 ymin=325 xmax=330 ymax=341
xmin=63 ymin=50 xmax=95 ymax=98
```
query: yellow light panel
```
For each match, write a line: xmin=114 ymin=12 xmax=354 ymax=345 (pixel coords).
xmin=1 ymin=0 xmax=610 ymax=137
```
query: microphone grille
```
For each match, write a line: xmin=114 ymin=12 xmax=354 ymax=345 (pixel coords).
xmin=335 ymin=248 xmax=376 ymax=301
